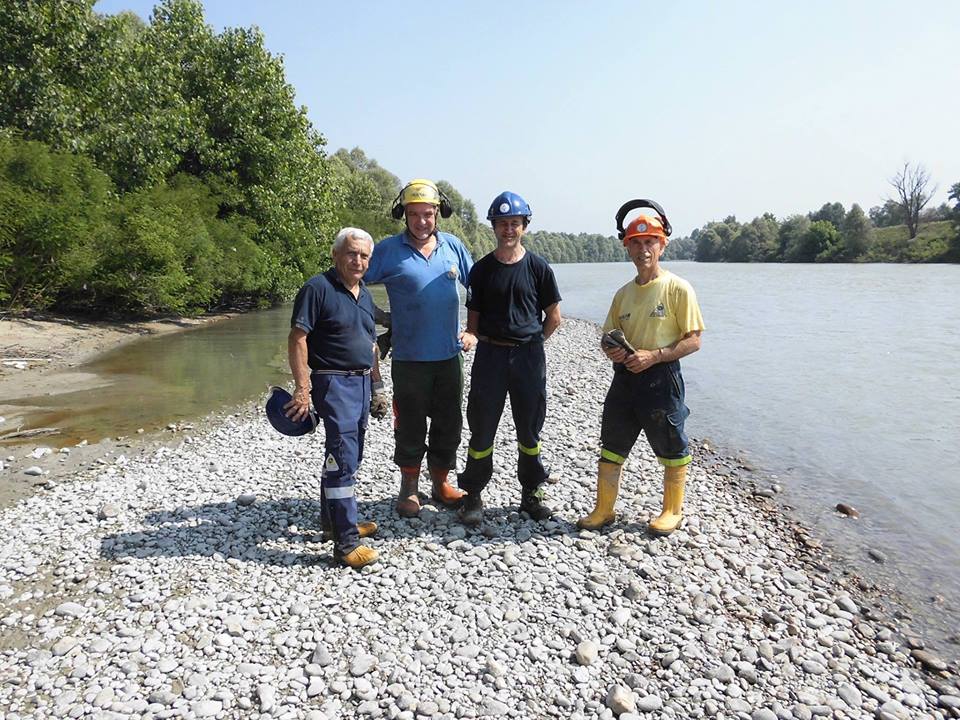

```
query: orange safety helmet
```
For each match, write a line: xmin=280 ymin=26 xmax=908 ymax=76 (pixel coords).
xmin=622 ymin=214 xmax=668 ymax=245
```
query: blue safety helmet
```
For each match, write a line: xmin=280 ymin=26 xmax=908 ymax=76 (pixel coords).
xmin=265 ymin=386 xmax=318 ymax=437
xmin=487 ymin=191 xmax=532 ymax=222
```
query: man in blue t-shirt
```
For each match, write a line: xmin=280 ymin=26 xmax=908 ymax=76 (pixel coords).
xmin=457 ymin=192 xmax=562 ymax=526
xmin=286 ymin=227 xmax=380 ymax=569
xmin=365 ymin=179 xmax=475 ymax=517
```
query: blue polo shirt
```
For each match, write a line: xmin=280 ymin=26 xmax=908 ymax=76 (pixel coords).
xmin=290 ymin=269 xmax=376 ymax=371
xmin=365 ymin=230 xmax=473 ymax=361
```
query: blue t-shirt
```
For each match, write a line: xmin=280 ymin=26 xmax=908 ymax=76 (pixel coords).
xmin=290 ymin=269 xmax=376 ymax=371
xmin=364 ymin=231 xmax=473 ymax=361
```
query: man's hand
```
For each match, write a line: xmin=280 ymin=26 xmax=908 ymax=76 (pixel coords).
xmin=622 ymin=349 xmax=659 ymax=374
xmin=370 ymin=381 xmax=390 ymax=420
xmin=459 ymin=330 xmax=478 ymax=352
xmin=601 ymin=343 xmax=659 ymax=373
xmin=284 ymin=386 xmax=313 ymax=422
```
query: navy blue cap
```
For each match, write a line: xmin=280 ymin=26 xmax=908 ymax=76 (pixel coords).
xmin=265 ymin=386 xmax=317 ymax=437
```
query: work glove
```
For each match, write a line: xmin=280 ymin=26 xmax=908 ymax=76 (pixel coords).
xmin=370 ymin=380 xmax=390 ymax=421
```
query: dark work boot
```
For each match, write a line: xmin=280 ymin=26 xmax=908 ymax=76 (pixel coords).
xmin=519 ymin=485 xmax=553 ymax=521
xmin=458 ymin=492 xmax=484 ymax=527
xmin=395 ymin=466 xmax=421 ymax=518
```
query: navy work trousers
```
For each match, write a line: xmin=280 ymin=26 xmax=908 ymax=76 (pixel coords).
xmin=600 ymin=360 xmax=691 ymax=467
xmin=458 ymin=341 xmax=548 ymax=495
xmin=312 ymin=373 xmax=370 ymax=554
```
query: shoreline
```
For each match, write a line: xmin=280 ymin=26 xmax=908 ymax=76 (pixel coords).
xmin=0 ymin=312 xmax=237 ymax=508
xmin=0 ymin=318 xmax=957 ymax=718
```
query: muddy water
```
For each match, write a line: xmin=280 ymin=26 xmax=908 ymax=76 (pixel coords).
xmin=3 ymin=306 xmax=292 ymax=445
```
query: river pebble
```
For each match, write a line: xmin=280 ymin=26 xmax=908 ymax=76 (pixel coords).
xmin=0 ymin=320 xmax=953 ymax=719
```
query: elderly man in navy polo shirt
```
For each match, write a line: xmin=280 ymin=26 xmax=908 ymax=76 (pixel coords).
xmin=286 ymin=227 xmax=381 ymax=569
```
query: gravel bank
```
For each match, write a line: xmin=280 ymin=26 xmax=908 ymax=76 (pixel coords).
xmin=1 ymin=318 xmax=957 ymax=720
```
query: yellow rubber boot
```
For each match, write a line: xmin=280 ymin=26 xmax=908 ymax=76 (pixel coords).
xmin=577 ymin=461 xmax=622 ymax=530
xmin=649 ymin=464 xmax=687 ymax=535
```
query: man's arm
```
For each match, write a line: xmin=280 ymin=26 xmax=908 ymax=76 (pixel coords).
xmin=286 ymin=328 xmax=312 ymax=421
xmin=542 ymin=303 xmax=561 ymax=341
xmin=460 ymin=309 xmax=479 ymax=352
xmin=621 ymin=330 xmax=702 ymax=374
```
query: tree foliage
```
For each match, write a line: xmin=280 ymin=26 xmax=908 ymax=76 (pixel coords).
xmin=1 ymin=0 xmax=338 ymax=313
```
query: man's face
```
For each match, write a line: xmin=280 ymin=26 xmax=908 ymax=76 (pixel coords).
xmin=493 ymin=216 xmax=526 ymax=247
xmin=626 ymin=235 xmax=664 ymax=273
xmin=404 ymin=202 xmax=437 ymax=242
xmin=333 ymin=236 xmax=372 ymax=284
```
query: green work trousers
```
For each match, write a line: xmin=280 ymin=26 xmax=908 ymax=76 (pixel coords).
xmin=391 ymin=355 xmax=464 ymax=470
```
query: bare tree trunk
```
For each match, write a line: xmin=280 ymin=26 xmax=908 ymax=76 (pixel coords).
xmin=890 ymin=162 xmax=936 ymax=240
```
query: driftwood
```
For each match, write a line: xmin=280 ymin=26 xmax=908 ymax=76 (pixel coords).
xmin=0 ymin=427 xmax=61 ymax=440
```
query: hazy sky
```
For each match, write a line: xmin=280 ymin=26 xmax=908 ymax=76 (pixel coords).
xmin=93 ymin=0 xmax=960 ymax=236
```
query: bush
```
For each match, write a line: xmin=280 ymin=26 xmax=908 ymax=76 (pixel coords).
xmin=0 ymin=136 xmax=113 ymax=310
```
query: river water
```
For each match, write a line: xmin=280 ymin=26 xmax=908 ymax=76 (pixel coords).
xmin=553 ymin=261 xmax=960 ymax=641
xmin=3 ymin=263 xmax=959 ymax=642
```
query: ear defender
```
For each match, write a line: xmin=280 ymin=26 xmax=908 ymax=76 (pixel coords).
xmin=438 ymin=191 xmax=453 ymax=219
xmin=615 ymin=199 xmax=673 ymax=240
xmin=391 ymin=194 xmax=405 ymax=220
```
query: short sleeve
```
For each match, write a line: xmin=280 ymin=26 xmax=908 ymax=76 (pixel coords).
xmin=602 ymin=290 xmax=621 ymax=334
xmin=537 ymin=262 xmax=562 ymax=311
xmin=290 ymin=281 xmax=321 ymax=333
xmin=672 ymin=282 xmax=706 ymax=336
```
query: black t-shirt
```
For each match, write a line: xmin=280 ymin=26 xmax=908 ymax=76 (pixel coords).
xmin=290 ymin=269 xmax=376 ymax=371
xmin=466 ymin=251 xmax=562 ymax=343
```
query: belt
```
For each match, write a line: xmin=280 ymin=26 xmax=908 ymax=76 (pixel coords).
xmin=311 ymin=368 xmax=371 ymax=376
xmin=478 ymin=336 xmax=521 ymax=347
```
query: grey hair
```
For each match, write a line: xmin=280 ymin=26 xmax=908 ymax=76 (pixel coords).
xmin=332 ymin=227 xmax=374 ymax=253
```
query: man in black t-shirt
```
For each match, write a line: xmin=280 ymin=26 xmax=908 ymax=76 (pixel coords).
xmin=457 ymin=192 xmax=562 ymax=525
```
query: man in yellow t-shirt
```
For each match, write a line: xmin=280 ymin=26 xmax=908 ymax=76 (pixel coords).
xmin=578 ymin=205 xmax=705 ymax=535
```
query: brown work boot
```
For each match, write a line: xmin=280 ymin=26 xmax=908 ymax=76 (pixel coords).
xmin=395 ymin=466 xmax=421 ymax=517
xmin=429 ymin=467 xmax=466 ymax=506
xmin=335 ymin=545 xmax=379 ymax=569
xmin=321 ymin=521 xmax=378 ymax=543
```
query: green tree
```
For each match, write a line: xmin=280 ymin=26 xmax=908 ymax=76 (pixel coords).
xmin=808 ymin=202 xmax=846 ymax=229
xmin=839 ymin=203 xmax=872 ymax=260
xmin=868 ymin=199 xmax=905 ymax=228
xmin=778 ymin=215 xmax=811 ymax=262
xmin=0 ymin=136 xmax=113 ymax=310
xmin=948 ymin=182 xmax=960 ymax=261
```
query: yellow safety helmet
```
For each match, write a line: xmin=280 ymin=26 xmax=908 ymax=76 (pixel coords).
xmin=391 ymin=179 xmax=453 ymax=219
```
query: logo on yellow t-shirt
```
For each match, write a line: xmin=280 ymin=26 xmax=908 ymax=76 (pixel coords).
xmin=649 ymin=303 xmax=666 ymax=318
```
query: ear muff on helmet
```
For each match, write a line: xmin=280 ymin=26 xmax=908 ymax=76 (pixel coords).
xmin=615 ymin=199 xmax=673 ymax=240
xmin=390 ymin=180 xmax=454 ymax=220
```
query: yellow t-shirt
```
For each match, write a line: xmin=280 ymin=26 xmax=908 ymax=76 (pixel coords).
xmin=602 ymin=269 xmax=705 ymax=351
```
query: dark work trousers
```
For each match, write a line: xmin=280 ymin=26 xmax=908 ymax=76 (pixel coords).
xmin=458 ymin=341 xmax=548 ymax=496
xmin=313 ymin=372 xmax=370 ymax=555
xmin=599 ymin=360 xmax=691 ymax=467
xmin=391 ymin=355 xmax=464 ymax=470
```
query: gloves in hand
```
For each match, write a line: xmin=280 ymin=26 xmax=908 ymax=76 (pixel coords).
xmin=370 ymin=380 xmax=390 ymax=420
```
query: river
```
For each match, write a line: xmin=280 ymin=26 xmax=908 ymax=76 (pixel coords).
xmin=553 ymin=261 xmax=960 ymax=642
xmin=3 ymin=262 xmax=959 ymax=644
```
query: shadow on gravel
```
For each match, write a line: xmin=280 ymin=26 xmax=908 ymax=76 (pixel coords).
xmin=98 ymin=495 xmax=622 ymax=568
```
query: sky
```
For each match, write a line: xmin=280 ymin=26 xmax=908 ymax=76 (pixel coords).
xmin=92 ymin=0 xmax=960 ymax=237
